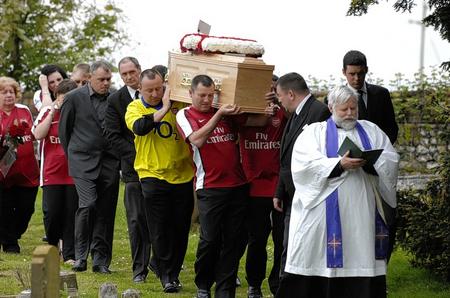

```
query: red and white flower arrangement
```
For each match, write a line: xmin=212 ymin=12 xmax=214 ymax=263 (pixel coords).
xmin=180 ymin=33 xmax=265 ymax=57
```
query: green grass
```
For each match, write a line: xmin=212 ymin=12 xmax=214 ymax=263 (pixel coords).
xmin=0 ymin=184 xmax=449 ymax=297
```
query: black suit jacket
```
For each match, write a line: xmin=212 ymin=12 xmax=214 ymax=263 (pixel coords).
xmin=104 ymin=86 xmax=139 ymax=182
xmin=59 ymin=84 xmax=118 ymax=180
xmin=365 ymin=83 xmax=398 ymax=144
xmin=275 ymin=95 xmax=331 ymax=202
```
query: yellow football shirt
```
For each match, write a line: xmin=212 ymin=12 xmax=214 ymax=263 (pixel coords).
xmin=125 ymin=100 xmax=193 ymax=184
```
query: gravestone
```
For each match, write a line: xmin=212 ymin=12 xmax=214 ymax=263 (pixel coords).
xmin=31 ymin=245 xmax=60 ymax=297
xmin=99 ymin=282 xmax=118 ymax=298
xmin=60 ymin=271 xmax=78 ymax=292
xmin=122 ymin=289 xmax=140 ymax=298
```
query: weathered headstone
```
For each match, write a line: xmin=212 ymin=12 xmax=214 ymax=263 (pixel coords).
xmin=99 ymin=282 xmax=118 ymax=298
xmin=60 ymin=271 xmax=78 ymax=291
xmin=31 ymin=245 xmax=60 ymax=298
xmin=121 ymin=289 xmax=140 ymax=298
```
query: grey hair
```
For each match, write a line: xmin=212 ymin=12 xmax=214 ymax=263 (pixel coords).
xmin=327 ymin=85 xmax=358 ymax=110
xmin=90 ymin=60 xmax=112 ymax=74
xmin=118 ymin=56 xmax=141 ymax=70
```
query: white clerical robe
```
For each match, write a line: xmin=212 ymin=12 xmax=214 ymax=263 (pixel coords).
xmin=285 ymin=120 xmax=399 ymax=278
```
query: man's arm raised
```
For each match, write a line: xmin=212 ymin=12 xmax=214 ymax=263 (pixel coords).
xmin=188 ymin=104 xmax=240 ymax=148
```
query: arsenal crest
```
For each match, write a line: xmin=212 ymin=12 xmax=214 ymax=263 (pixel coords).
xmin=271 ymin=117 xmax=281 ymax=127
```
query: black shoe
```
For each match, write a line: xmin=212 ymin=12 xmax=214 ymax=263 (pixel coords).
xmin=197 ymin=289 xmax=211 ymax=298
xmin=236 ymin=276 xmax=241 ymax=287
xmin=173 ymin=278 xmax=182 ymax=290
xmin=163 ymin=282 xmax=179 ymax=293
xmin=92 ymin=265 xmax=111 ymax=274
xmin=3 ymin=243 xmax=20 ymax=254
xmin=133 ymin=274 xmax=146 ymax=283
xmin=72 ymin=259 xmax=87 ymax=272
xmin=248 ymin=286 xmax=263 ymax=298
xmin=42 ymin=235 xmax=48 ymax=242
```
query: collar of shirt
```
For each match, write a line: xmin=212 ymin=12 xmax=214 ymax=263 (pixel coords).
xmin=294 ymin=93 xmax=311 ymax=116
xmin=347 ymin=82 xmax=367 ymax=105
xmin=88 ymin=83 xmax=109 ymax=100
xmin=140 ymin=97 xmax=163 ymax=110
xmin=127 ymin=86 xmax=137 ymax=99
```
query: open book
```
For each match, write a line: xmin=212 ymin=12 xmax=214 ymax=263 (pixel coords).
xmin=337 ymin=137 xmax=383 ymax=166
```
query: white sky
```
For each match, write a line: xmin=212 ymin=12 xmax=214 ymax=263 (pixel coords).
xmin=111 ymin=0 xmax=449 ymax=88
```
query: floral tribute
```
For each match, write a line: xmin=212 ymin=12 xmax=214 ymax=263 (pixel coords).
xmin=0 ymin=120 xmax=28 ymax=176
xmin=180 ymin=33 xmax=265 ymax=57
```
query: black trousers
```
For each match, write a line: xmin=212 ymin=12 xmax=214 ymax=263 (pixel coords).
xmin=124 ymin=181 xmax=151 ymax=278
xmin=195 ymin=185 xmax=249 ymax=298
xmin=141 ymin=177 xmax=194 ymax=285
xmin=42 ymin=184 xmax=78 ymax=260
xmin=280 ymin=198 xmax=292 ymax=276
xmin=276 ymin=273 xmax=386 ymax=298
xmin=73 ymin=161 xmax=119 ymax=267
xmin=0 ymin=186 xmax=38 ymax=247
xmin=245 ymin=197 xmax=284 ymax=294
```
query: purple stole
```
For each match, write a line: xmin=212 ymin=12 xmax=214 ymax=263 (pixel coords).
xmin=325 ymin=118 xmax=389 ymax=268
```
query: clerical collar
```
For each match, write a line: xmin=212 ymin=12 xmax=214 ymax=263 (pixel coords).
xmin=127 ymin=86 xmax=138 ymax=99
xmin=293 ymin=93 xmax=311 ymax=116
xmin=141 ymin=97 xmax=163 ymax=110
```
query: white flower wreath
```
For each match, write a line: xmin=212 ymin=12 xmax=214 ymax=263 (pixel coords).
xmin=180 ymin=33 xmax=265 ymax=57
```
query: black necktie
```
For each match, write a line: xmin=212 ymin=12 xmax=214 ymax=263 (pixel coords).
xmin=134 ymin=90 xmax=140 ymax=99
xmin=357 ymin=90 xmax=368 ymax=120
xmin=289 ymin=112 xmax=298 ymax=132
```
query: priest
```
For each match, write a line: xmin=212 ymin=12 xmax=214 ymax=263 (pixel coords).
xmin=277 ymin=85 xmax=399 ymax=298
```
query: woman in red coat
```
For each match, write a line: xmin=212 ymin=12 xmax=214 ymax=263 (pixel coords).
xmin=0 ymin=76 xmax=39 ymax=253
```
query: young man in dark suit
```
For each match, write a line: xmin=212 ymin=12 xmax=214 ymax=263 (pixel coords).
xmin=104 ymin=57 xmax=152 ymax=283
xmin=273 ymin=72 xmax=331 ymax=277
xmin=342 ymin=50 xmax=398 ymax=144
xmin=342 ymin=50 xmax=399 ymax=261
xmin=59 ymin=61 xmax=120 ymax=274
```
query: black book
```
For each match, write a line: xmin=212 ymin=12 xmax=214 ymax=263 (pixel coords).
xmin=337 ymin=137 xmax=383 ymax=166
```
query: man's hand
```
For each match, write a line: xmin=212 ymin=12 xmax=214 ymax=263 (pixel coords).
xmin=340 ymin=151 xmax=366 ymax=170
xmin=265 ymin=91 xmax=278 ymax=104
xmin=264 ymin=103 xmax=277 ymax=116
xmin=273 ymin=197 xmax=283 ymax=212
xmin=162 ymin=85 xmax=172 ymax=110
xmin=218 ymin=104 xmax=241 ymax=116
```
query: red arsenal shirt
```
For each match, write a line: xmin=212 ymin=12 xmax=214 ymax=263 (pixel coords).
xmin=0 ymin=104 xmax=39 ymax=188
xmin=239 ymin=108 xmax=287 ymax=197
xmin=177 ymin=106 xmax=247 ymax=190
xmin=33 ymin=107 xmax=73 ymax=186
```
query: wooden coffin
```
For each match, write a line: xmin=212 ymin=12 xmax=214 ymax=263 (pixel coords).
xmin=168 ymin=51 xmax=274 ymax=113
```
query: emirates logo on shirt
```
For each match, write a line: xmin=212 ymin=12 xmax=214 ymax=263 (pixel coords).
xmin=271 ymin=117 xmax=281 ymax=127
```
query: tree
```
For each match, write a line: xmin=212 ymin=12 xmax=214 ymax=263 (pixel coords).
xmin=0 ymin=0 xmax=126 ymax=90
xmin=347 ymin=0 xmax=450 ymax=70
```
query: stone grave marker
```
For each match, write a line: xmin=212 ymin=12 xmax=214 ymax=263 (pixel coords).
xmin=122 ymin=289 xmax=140 ymax=298
xmin=99 ymin=282 xmax=118 ymax=298
xmin=31 ymin=245 xmax=60 ymax=297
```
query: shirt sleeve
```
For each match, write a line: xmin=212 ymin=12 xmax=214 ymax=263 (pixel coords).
xmin=176 ymin=108 xmax=196 ymax=142
xmin=125 ymin=101 xmax=156 ymax=136
xmin=33 ymin=90 xmax=43 ymax=111
xmin=32 ymin=107 xmax=51 ymax=134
